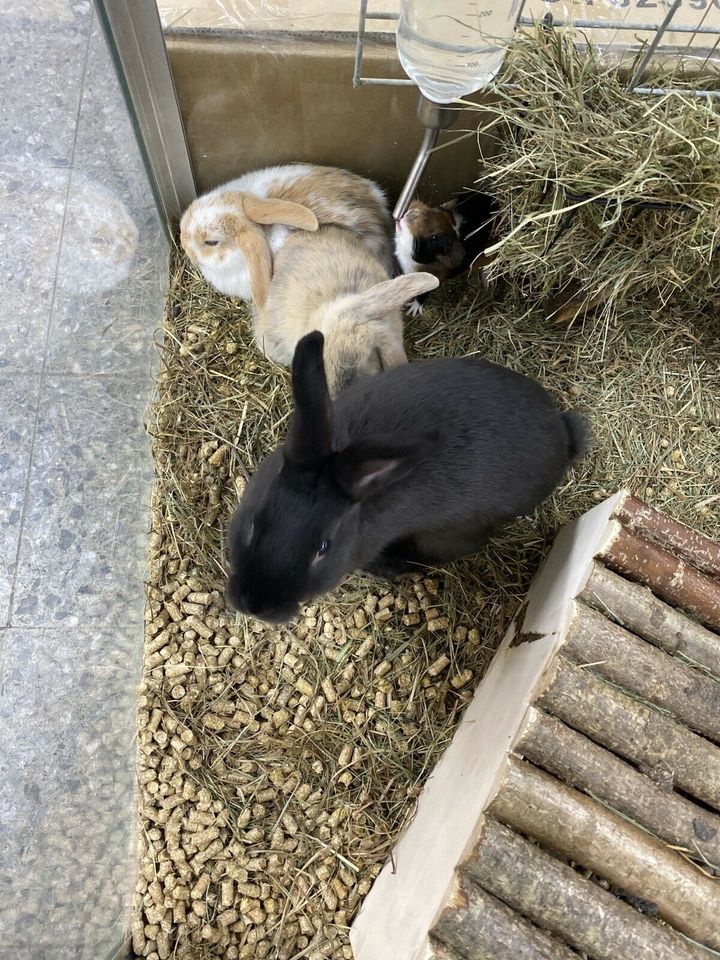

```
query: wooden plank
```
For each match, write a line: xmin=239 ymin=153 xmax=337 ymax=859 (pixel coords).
xmin=564 ymin=601 xmax=720 ymax=741
xmin=489 ymin=758 xmax=720 ymax=950
xmin=537 ymin=656 xmax=720 ymax=811
xmin=600 ymin=522 xmax=720 ymax=632
xmin=432 ymin=876 xmax=579 ymax=960
xmin=464 ymin=817 xmax=710 ymax=960
xmin=580 ymin=562 xmax=720 ymax=677
xmin=616 ymin=493 xmax=720 ymax=579
xmin=517 ymin=708 xmax=720 ymax=869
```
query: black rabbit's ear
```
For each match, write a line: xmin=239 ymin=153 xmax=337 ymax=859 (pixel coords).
xmin=285 ymin=331 xmax=332 ymax=465
xmin=333 ymin=433 xmax=437 ymax=501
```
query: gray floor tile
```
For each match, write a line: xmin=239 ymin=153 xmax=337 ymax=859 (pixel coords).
xmin=0 ymin=1 xmax=92 ymax=26
xmin=11 ymin=374 xmax=153 ymax=629
xmin=45 ymin=16 xmax=168 ymax=374
xmin=0 ymin=159 xmax=69 ymax=372
xmin=0 ymin=18 xmax=90 ymax=167
xmin=0 ymin=624 xmax=137 ymax=959
xmin=0 ymin=375 xmax=40 ymax=626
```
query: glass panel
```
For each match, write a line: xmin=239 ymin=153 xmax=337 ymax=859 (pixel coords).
xmin=157 ymin=0 xmax=398 ymax=35
xmin=0 ymin=2 xmax=167 ymax=957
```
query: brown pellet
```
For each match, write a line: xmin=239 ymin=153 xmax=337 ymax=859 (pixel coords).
xmin=427 ymin=654 xmax=450 ymax=676
xmin=450 ymin=669 xmax=473 ymax=689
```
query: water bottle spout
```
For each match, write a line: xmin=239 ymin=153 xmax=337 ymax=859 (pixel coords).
xmin=393 ymin=94 xmax=456 ymax=222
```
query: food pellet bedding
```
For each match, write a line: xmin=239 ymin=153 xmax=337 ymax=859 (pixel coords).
xmin=133 ymin=251 xmax=720 ymax=960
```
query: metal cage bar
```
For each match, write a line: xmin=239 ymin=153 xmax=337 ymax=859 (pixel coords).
xmin=353 ymin=0 xmax=414 ymax=86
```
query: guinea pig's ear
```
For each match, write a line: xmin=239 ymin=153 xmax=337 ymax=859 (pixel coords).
xmin=333 ymin=433 xmax=437 ymax=501
xmin=285 ymin=332 xmax=332 ymax=465
xmin=440 ymin=198 xmax=459 ymax=212
xmin=243 ymin=196 xmax=319 ymax=232
xmin=355 ymin=272 xmax=440 ymax=321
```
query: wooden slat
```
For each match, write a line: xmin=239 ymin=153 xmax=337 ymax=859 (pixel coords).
xmin=580 ymin=562 xmax=720 ymax=677
xmin=432 ymin=876 xmax=579 ymax=960
xmin=600 ymin=524 xmax=720 ymax=632
xmin=564 ymin=601 xmax=720 ymax=741
xmin=616 ymin=494 xmax=720 ymax=579
xmin=464 ymin=817 xmax=710 ymax=960
xmin=427 ymin=937 xmax=468 ymax=960
xmin=517 ymin=708 xmax=720 ymax=868
xmin=537 ymin=656 xmax=720 ymax=811
xmin=489 ymin=759 xmax=720 ymax=950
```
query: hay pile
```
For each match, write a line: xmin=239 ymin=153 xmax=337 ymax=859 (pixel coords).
xmin=472 ymin=28 xmax=720 ymax=327
xmin=133 ymin=242 xmax=719 ymax=959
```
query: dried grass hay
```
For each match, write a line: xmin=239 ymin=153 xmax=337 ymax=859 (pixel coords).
xmin=472 ymin=28 xmax=720 ymax=329
xmin=135 ymin=235 xmax=718 ymax=958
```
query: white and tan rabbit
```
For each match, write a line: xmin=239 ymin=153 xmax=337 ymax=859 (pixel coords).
xmin=180 ymin=164 xmax=393 ymax=308
xmin=255 ymin=223 xmax=439 ymax=395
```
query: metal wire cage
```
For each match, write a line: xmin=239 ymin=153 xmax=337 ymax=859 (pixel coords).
xmin=353 ymin=0 xmax=720 ymax=96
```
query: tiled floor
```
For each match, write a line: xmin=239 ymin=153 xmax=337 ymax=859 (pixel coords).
xmin=0 ymin=2 xmax=167 ymax=957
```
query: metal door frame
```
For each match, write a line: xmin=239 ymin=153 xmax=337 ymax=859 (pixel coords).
xmin=94 ymin=0 xmax=197 ymax=233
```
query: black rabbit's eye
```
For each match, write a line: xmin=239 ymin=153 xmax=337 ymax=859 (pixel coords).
xmin=318 ymin=539 xmax=331 ymax=556
xmin=429 ymin=234 xmax=440 ymax=243
xmin=204 ymin=239 xmax=219 ymax=246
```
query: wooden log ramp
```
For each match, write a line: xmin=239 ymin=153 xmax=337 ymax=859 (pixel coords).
xmin=537 ymin=656 xmax=720 ymax=811
xmin=580 ymin=562 xmax=720 ymax=678
xmin=462 ymin=816 xmax=711 ymax=960
xmin=517 ymin=708 xmax=720 ymax=869
xmin=600 ymin=523 xmax=720 ymax=633
xmin=431 ymin=875 xmax=579 ymax=960
xmin=563 ymin=601 xmax=720 ymax=742
xmin=489 ymin=758 xmax=720 ymax=951
xmin=615 ymin=493 xmax=720 ymax=579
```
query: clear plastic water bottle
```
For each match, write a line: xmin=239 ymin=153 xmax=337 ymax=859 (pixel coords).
xmin=396 ymin=0 xmax=524 ymax=104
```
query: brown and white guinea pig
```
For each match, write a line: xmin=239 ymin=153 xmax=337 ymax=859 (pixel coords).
xmin=180 ymin=164 xmax=394 ymax=309
xmin=255 ymin=224 xmax=438 ymax=396
xmin=394 ymin=191 xmax=498 ymax=315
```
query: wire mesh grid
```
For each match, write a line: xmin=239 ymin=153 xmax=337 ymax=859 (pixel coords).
xmin=353 ymin=0 xmax=720 ymax=96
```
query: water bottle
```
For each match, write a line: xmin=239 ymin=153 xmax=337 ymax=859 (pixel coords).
xmin=396 ymin=0 xmax=524 ymax=104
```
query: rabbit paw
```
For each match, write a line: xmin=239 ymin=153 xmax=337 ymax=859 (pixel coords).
xmin=406 ymin=299 xmax=424 ymax=318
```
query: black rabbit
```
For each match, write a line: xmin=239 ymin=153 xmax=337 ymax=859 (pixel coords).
xmin=226 ymin=332 xmax=587 ymax=623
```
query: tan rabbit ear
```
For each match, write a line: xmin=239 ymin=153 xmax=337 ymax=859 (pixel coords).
xmin=237 ymin=230 xmax=272 ymax=308
xmin=243 ymin=195 xmax=318 ymax=232
xmin=357 ymin=272 xmax=439 ymax=320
